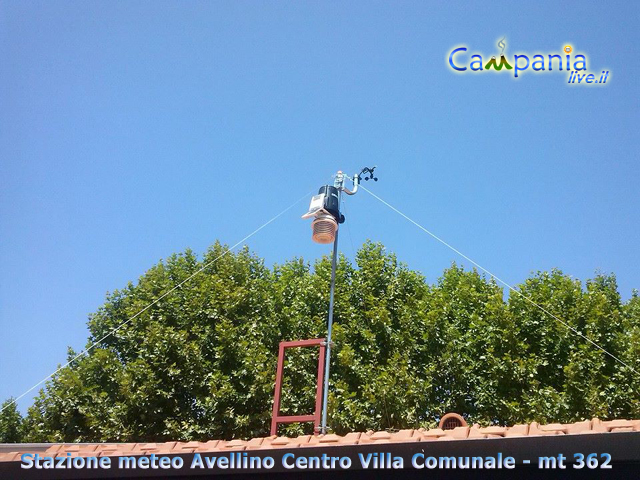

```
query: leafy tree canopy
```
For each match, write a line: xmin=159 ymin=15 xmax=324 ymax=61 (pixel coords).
xmin=0 ymin=398 xmax=23 ymax=443
xmin=6 ymin=241 xmax=640 ymax=443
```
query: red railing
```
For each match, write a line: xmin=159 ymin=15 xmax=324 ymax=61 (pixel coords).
xmin=270 ymin=338 xmax=326 ymax=436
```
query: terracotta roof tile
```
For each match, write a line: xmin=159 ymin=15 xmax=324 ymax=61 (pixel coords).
xmin=193 ymin=440 xmax=222 ymax=452
xmin=244 ymin=437 xmax=266 ymax=449
xmin=591 ymin=418 xmax=608 ymax=433
xmin=261 ymin=436 xmax=292 ymax=448
xmin=444 ymin=426 xmax=469 ymax=440
xmin=365 ymin=431 xmax=391 ymax=442
xmin=611 ymin=426 xmax=634 ymax=432
xmin=99 ymin=447 xmax=140 ymax=458
xmin=339 ymin=432 xmax=362 ymax=444
xmin=44 ymin=444 xmax=63 ymax=454
xmin=529 ymin=421 xmax=564 ymax=436
xmin=2 ymin=418 xmax=640 ymax=462
xmin=478 ymin=426 xmax=507 ymax=437
xmin=504 ymin=423 xmax=529 ymax=437
xmin=218 ymin=439 xmax=247 ymax=451
xmin=420 ymin=427 xmax=447 ymax=439
xmin=0 ymin=452 xmax=21 ymax=462
xmin=356 ymin=430 xmax=415 ymax=444
xmin=54 ymin=444 xmax=101 ymax=457
xmin=291 ymin=435 xmax=315 ymax=446
xmin=391 ymin=429 xmax=416 ymax=442
xmin=468 ymin=425 xmax=486 ymax=439
xmin=318 ymin=433 xmax=343 ymax=444
xmin=603 ymin=419 xmax=637 ymax=430
xmin=565 ymin=420 xmax=591 ymax=434
xmin=132 ymin=442 xmax=176 ymax=455
xmin=307 ymin=434 xmax=336 ymax=446
xmin=539 ymin=423 xmax=569 ymax=434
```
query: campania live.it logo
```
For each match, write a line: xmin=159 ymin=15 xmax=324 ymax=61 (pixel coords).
xmin=447 ymin=37 xmax=611 ymax=84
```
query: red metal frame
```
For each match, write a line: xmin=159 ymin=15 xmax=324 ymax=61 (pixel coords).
xmin=270 ymin=338 xmax=326 ymax=436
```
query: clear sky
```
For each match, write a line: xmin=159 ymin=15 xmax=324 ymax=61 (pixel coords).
xmin=1 ymin=1 xmax=638 ymax=412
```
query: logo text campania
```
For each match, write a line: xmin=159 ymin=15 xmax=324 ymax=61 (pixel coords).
xmin=448 ymin=41 xmax=610 ymax=85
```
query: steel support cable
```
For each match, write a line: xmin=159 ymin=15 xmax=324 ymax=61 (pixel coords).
xmin=353 ymin=179 xmax=637 ymax=375
xmin=1 ymin=189 xmax=314 ymax=414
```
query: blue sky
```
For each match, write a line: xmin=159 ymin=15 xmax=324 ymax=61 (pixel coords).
xmin=1 ymin=1 xmax=638 ymax=412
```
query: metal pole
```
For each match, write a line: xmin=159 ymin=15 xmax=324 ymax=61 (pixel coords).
xmin=320 ymin=224 xmax=338 ymax=434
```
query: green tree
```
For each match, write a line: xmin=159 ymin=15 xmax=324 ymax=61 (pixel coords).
xmin=0 ymin=398 xmax=23 ymax=442
xmin=16 ymin=241 xmax=640 ymax=442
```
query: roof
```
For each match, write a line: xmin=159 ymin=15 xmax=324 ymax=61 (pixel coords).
xmin=1 ymin=417 xmax=639 ymax=462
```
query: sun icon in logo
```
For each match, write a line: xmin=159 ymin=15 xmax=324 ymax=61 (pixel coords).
xmin=564 ymin=45 xmax=572 ymax=54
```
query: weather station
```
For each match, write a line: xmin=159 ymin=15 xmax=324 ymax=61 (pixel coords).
xmin=270 ymin=167 xmax=378 ymax=436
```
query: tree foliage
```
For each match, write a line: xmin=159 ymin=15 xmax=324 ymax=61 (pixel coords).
xmin=0 ymin=398 xmax=23 ymax=442
xmin=6 ymin=241 xmax=640 ymax=443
